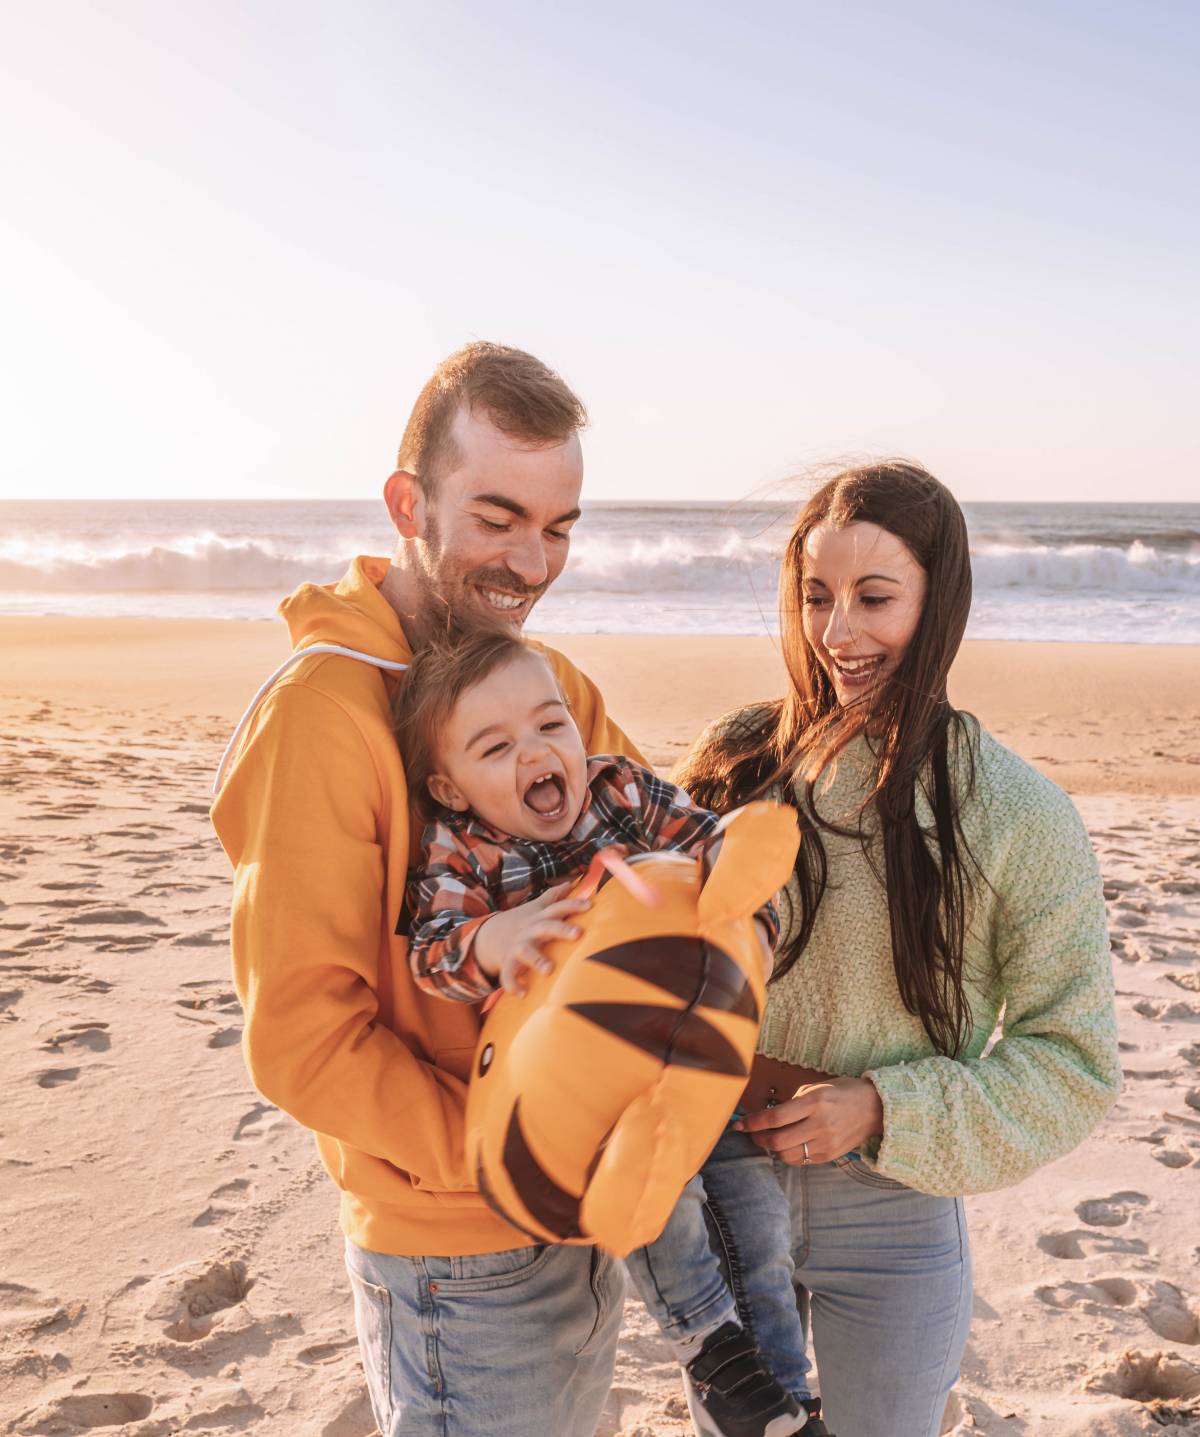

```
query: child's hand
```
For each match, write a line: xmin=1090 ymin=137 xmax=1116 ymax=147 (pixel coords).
xmin=474 ymin=883 xmax=591 ymax=997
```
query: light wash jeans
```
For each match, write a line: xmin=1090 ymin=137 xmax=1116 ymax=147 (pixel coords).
xmin=778 ymin=1156 xmax=972 ymax=1436
xmin=345 ymin=1237 xmax=625 ymax=1436
xmin=628 ymin=1122 xmax=973 ymax=1437
xmin=625 ymin=1118 xmax=814 ymax=1396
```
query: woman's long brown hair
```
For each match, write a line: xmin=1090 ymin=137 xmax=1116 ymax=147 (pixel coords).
xmin=677 ymin=461 xmax=978 ymax=1057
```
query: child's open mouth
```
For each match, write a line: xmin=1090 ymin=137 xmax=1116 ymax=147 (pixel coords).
xmin=523 ymin=772 xmax=567 ymax=820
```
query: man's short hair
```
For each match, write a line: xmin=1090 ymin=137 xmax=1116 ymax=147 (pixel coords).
xmin=396 ymin=342 xmax=587 ymax=492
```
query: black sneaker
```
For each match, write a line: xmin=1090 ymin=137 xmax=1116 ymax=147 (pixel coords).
xmin=799 ymin=1403 xmax=834 ymax=1436
xmin=685 ymin=1322 xmax=808 ymax=1437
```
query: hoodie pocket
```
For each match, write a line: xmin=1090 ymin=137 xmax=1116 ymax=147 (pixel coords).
xmin=407 ymin=1046 xmax=481 ymax=1194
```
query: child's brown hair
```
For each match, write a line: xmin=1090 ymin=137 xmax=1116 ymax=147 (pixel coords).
xmin=393 ymin=628 xmax=545 ymax=821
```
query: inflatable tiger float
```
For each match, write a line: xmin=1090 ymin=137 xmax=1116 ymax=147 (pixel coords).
xmin=464 ymin=800 xmax=799 ymax=1257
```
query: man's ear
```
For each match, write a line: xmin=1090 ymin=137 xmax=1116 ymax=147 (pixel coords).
xmin=384 ymin=470 xmax=422 ymax=539
xmin=427 ymin=772 xmax=469 ymax=812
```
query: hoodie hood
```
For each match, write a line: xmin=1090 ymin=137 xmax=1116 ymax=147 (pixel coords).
xmin=213 ymin=557 xmax=411 ymax=795
xmin=281 ymin=555 xmax=413 ymax=665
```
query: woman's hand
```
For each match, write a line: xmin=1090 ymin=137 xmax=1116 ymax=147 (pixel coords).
xmin=734 ymin=1077 xmax=884 ymax=1165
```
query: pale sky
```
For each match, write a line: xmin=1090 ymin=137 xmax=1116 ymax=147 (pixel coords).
xmin=2 ymin=1 xmax=1196 ymax=503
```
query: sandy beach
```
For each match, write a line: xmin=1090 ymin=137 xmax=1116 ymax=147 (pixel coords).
xmin=1 ymin=618 xmax=1198 ymax=1436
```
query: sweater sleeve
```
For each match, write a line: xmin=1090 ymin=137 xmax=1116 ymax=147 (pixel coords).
xmin=864 ymin=787 xmax=1121 ymax=1196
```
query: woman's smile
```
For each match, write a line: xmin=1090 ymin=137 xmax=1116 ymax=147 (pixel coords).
xmin=801 ymin=521 xmax=928 ymax=707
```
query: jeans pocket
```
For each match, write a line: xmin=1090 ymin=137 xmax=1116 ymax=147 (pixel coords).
xmin=833 ymin=1155 xmax=910 ymax=1190
xmin=426 ymin=1242 xmax=553 ymax=1292
xmin=347 ymin=1269 xmax=393 ymax=1429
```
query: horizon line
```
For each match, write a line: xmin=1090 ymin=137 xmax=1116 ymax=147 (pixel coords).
xmin=0 ymin=495 xmax=1192 ymax=507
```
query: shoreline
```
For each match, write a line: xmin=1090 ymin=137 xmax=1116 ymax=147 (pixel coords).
xmin=4 ymin=612 xmax=1199 ymax=645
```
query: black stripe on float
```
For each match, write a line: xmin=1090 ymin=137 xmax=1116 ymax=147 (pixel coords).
xmin=475 ymin=1158 xmax=547 ymax=1244
xmin=584 ymin=937 xmax=758 ymax=1022
xmin=502 ymin=1099 xmax=583 ymax=1240
xmin=565 ymin=1002 xmax=748 ymax=1077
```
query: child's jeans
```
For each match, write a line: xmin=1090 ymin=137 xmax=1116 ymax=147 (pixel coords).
xmin=623 ymin=1114 xmax=815 ymax=1402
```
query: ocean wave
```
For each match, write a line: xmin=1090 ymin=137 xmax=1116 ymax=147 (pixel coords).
xmin=970 ymin=526 xmax=1200 ymax=551
xmin=0 ymin=534 xmax=344 ymax=592
xmin=970 ymin=541 xmax=1200 ymax=593
xmin=1 ymin=529 xmax=1198 ymax=597
xmin=0 ymin=529 xmax=781 ymax=595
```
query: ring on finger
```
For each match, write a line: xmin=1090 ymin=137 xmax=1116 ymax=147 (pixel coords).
xmin=801 ymin=1141 xmax=811 ymax=1165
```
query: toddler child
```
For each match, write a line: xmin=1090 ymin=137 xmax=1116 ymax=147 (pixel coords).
xmin=395 ymin=629 xmax=830 ymax=1437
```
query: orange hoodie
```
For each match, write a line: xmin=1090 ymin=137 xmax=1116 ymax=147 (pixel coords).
xmin=210 ymin=556 xmax=645 ymax=1256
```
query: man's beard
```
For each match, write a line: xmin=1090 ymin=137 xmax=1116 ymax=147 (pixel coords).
xmin=414 ymin=509 xmax=547 ymax=636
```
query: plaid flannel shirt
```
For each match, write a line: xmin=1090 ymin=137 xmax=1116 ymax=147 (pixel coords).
xmin=406 ymin=754 xmax=778 ymax=1001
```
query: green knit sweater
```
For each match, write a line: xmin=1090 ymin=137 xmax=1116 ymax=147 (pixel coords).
xmin=706 ymin=709 xmax=1120 ymax=1197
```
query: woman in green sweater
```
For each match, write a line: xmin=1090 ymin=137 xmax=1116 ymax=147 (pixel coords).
xmin=674 ymin=461 xmax=1120 ymax=1436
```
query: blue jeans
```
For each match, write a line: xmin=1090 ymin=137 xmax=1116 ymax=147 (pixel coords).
xmin=627 ymin=1124 xmax=973 ymax=1436
xmin=625 ymin=1119 xmax=814 ymax=1397
xmin=345 ymin=1237 xmax=625 ymax=1436
xmin=779 ymin=1157 xmax=972 ymax=1436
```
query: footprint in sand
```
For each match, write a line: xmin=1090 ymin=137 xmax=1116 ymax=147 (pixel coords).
xmin=15 ymin=1392 xmax=154 ymax=1432
xmin=172 ymin=930 xmax=226 ymax=948
xmin=7 ymin=963 xmax=70 ymax=987
xmin=63 ymin=908 xmax=164 ymax=928
xmin=1037 ymin=1279 xmax=1200 ymax=1345
xmin=212 ymin=1177 xmax=252 ymax=1199
xmin=93 ymin=936 xmax=166 ymax=954
xmin=144 ymin=1257 xmax=254 ymax=1342
xmin=1036 ymin=1276 xmax=1139 ymax=1311
xmin=1168 ymin=972 xmax=1200 ymax=994
xmin=39 ymin=1020 xmax=111 ymax=1054
xmin=1141 ymin=1281 xmax=1200 ymax=1344
xmin=297 ymin=1333 xmax=359 ymax=1364
xmin=1075 ymin=1192 xmax=1151 ymax=1227
xmin=207 ymin=1026 xmax=242 ymax=1049
xmin=1038 ymin=1229 xmax=1149 ymax=1260
xmin=192 ymin=1177 xmax=254 ymax=1226
xmin=36 ymin=1067 xmax=80 ymax=1088
xmin=1135 ymin=998 xmax=1200 ymax=1021
xmin=1115 ymin=911 xmax=1150 ymax=930
xmin=1152 ymin=1147 xmax=1195 ymax=1168
xmin=176 ymin=984 xmax=240 ymax=1014
xmin=233 ymin=1102 xmax=285 ymax=1141
xmin=0 ymin=1281 xmax=82 ymax=1342
xmin=1084 ymin=1348 xmax=1200 ymax=1405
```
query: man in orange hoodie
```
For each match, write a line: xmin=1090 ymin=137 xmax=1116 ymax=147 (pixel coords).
xmin=211 ymin=344 xmax=642 ymax=1436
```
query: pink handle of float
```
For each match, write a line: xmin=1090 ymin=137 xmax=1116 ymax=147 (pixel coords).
xmin=575 ymin=848 xmax=662 ymax=907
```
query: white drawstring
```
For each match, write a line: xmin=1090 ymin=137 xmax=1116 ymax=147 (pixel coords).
xmin=212 ymin=644 xmax=409 ymax=796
